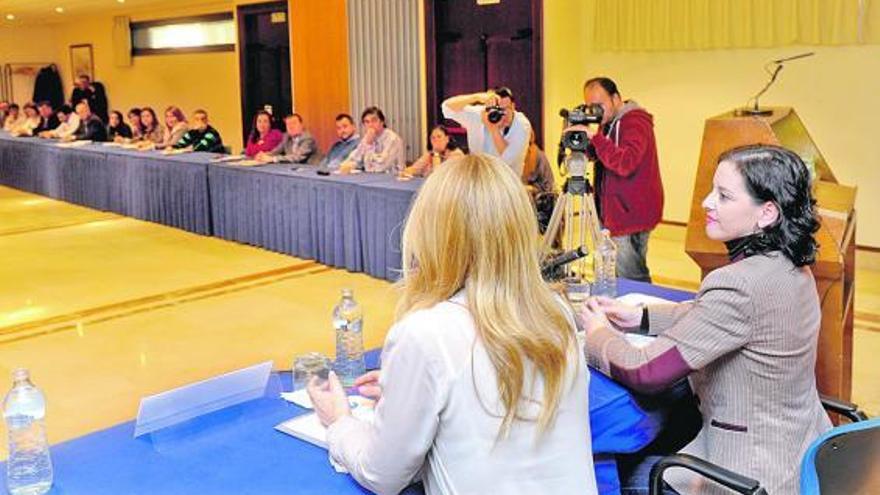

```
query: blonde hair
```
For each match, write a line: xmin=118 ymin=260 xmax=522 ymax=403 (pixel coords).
xmin=396 ymin=153 xmax=576 ymax=437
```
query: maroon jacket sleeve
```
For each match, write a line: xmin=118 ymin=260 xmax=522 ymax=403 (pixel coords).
xmin=590 ymin=114 xmax=652 ymax=179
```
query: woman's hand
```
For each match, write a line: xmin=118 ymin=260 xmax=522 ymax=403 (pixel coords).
xmin=589 ymin=296 xmax=643 ymax=329
xmin=307 ymin=371 xmax=351 ymax=427
xmin=353 ymin=370 xmax=382 ymax=400
xmin=577 ymin=298 xmax=613 ymax=334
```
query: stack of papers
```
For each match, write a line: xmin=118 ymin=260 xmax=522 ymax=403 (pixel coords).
xmin=275 ymin=395 xmax=375 ymax=449
xmin=56 ymin=140 xmax=91 ymax=148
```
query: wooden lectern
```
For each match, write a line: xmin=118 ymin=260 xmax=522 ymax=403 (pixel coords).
xmin=685 ymin=107 xmax=857 ymax=400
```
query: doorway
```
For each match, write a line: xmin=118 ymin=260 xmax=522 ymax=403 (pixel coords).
xmin=237 ymin=1 xmax=292 ymax=144
xmin=425 ymin=0 xmax=543 ymax=146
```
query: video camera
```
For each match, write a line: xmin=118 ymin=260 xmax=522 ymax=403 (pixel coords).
xmin=560 ymin=103 xmax=603 ymax=152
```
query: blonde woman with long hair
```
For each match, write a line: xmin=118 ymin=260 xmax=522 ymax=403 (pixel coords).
xmin=309 ymin=154 xmax=597 ymax=495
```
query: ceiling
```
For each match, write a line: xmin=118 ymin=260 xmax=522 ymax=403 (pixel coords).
xmin=0 ymin=0 xmax=231 ymax=25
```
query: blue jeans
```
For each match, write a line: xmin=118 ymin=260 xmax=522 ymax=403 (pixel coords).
xmin=613 ymin=230 xmax=652 ymax=282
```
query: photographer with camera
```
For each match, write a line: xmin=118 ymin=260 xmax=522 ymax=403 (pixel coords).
xmin=567 ymin=77 xmax=663 ymax=282
xmin=441 ymin=87 xmax=532 ymax=176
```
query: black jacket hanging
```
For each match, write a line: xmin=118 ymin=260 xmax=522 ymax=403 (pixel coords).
xmin=32 ymin=65 xmax=65 ymax=109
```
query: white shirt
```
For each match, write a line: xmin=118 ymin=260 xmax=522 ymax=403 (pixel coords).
xmin=346 ymin=128 xmax=405 ymax=174
xmin=441 ymin=102 xmax=532 ymax=177
xmin=53 ymin=114 xmax=81 ymax=139
xmin=327 ymin=294 xmax=597 ymax=495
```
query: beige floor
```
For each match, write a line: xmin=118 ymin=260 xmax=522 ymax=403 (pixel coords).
xmin=0 ymin=186 xmax=877 ymax=461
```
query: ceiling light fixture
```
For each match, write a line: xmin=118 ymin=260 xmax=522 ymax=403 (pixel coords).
xmin=5 ymin=14 xmax=15 ymax=20
xmin=55 ymin=7 xmax=65 ymax=13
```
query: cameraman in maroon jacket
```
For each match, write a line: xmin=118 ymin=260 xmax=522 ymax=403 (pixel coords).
xmin=583 ymin=77 xmax=664 ymax=282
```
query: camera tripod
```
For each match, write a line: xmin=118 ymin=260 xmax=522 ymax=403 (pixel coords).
xmin=540 ymin=151 xmax=603 ymax=281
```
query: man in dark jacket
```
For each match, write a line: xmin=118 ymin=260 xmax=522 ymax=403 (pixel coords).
xmin=583 ymin=77 xmax=663 ymax=282
xmin=173 ymin=109 xmax=224 ymax=153
xmin=70 ymin=75 xmax=109 ymax=124
xmin=72 ymin=101 xmax=107 ymax=142
xmin=33 ymin=101 xmax=60 ymax=135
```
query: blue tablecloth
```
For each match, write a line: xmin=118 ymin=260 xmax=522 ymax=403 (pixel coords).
xmin=0 ymin=134 xmax=215 ymax=235
xmin=0 ymin=135 xmax=420 ymax=279
xmin=208 ymin=164 xmax=421 ymax=280
xmin=0 ymin=280 xmax=694 ymax=495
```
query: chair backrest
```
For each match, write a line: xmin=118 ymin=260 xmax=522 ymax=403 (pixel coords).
xmin=800 ymin=417 xmax=880 ymax=494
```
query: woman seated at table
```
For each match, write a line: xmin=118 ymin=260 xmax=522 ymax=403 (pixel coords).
xmin=107 ymin=111 xmax=133 ymax=141
xmin=135 ymin=107 xmax=164 ymax=148
xmin=244 ymin=110 xmax=283 ymax=158
xmin=156 ymin=106 xmax=188 ymax=150
xmin=8 ymin=103 xmax=40 ymax=137
xmin=308 ymin=153 xmax=598 ymax=495
xmin=123 ymin=107 xmax=143 ymax=141
xmin=3 ymin=103 xmax=23 ymax=132
xmin=400 ymin=125 xmax=463 ymax=177
xmin=579 ymin=144 xmax=831 ymax=494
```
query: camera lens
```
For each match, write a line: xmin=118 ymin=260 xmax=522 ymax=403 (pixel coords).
xmin=488 ymin=108 xmax=503 ymax=124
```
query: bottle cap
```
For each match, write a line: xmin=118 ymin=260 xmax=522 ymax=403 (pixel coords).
xmin=11 ymin=368 xmax=29 ymax=382
xmin=341 ymin=288 xmax=354 ymax=298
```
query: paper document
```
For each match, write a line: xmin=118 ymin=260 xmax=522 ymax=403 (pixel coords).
xmin=616 ymin=292 xmax=678 ymax=307
xmin=56 ymin=140 xmax=91 ymax=148
xmin=275 ymin=396 xmax=375 ymax=449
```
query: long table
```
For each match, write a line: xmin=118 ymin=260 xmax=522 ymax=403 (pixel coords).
xmin=0 ymin=280 xmax=694 ymax=495
xmin=0 ymin=134 xmax=214 ymax=235
xmin=208 ymin=164 xmax=421 ymax=281
xmin=0 ymin=135 xmax=420 ymax=281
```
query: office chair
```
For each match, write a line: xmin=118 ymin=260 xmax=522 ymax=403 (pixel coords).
xmin=648 ymin=396 xmax=878 ymax=495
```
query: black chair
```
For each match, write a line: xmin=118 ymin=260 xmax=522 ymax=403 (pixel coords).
xmin=648 ymin=397 xmax=877 ymax=495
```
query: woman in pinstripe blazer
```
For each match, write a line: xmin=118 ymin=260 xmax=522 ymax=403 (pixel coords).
xmin=581 ymin=145 xmax=832 ymax=494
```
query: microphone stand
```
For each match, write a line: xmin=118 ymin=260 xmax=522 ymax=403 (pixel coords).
xmin=737 ymin=52 xmax=814 ymax=117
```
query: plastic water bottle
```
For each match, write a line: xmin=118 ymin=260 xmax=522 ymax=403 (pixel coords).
xmin=593 ymin=229 xmax=618 ymax=297
xmin=3 ymin=369 xmax=53 ymax=495
xmin=332 ymin=289 xmax=365 ymax=388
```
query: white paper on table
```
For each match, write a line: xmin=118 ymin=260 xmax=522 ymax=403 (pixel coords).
xmin=616 ymin=292 xmax=677 ymax=307
xmin=134 ymin=361 xmax=273 ymax=437
xmin=280 ymin=388 xmax=314 ymax=409
xmin=275 ymin=396 xmax=375 ymax=449
xmin=56 ymin=140 xmax=91 ymax=148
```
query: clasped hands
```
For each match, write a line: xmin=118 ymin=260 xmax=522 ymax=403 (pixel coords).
xmin=577 ymin=296 xmax=642 ymax=334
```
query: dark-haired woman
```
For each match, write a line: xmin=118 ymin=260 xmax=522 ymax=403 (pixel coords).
xmin=580 ymin=144 xmax=831 ymax=494
xmin=244 ymin=110 xmax=283 ymax=157
xmin=401 ymin=125 xmax=463 ymax=177
xmin=107 ymin=111 xmax=133 ymax=141
xmin=136 ymin=107 xmax=164 ymax=148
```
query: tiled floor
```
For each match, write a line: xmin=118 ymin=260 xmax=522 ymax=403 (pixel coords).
xmin=0 ymin=185 xmax=876 ymax=462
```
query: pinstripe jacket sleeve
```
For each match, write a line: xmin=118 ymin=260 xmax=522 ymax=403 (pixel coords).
xmin=585 ymin=268 xmax=753 ymax=394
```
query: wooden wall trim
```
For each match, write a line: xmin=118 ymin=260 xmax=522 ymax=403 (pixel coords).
xmin=289 ymin=0 xmax=350 ymax=153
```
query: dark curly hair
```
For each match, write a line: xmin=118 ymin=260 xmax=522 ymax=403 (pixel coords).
xmin=718 ymin=144 xmax=819 ymax=267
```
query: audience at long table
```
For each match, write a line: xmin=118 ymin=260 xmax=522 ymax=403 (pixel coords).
xmin=0 ymin=97 xmax=556 ymax=195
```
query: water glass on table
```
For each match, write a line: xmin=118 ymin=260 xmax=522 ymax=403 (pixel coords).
xmin=563 ymin=276 xmax=591 ymax=307
xmin=292 ymin=352 xmax=332 ymax=392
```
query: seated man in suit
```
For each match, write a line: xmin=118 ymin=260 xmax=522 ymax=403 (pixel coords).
xmin=33 ymin=101 xmax=60 ymax=136
xmin=70 ymin=101 xmax=107 ymax=142
xmin=318 ymin=113 xmax=360 ymax=170
xmin=257 ymin=113 xmax=317 ymax=163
